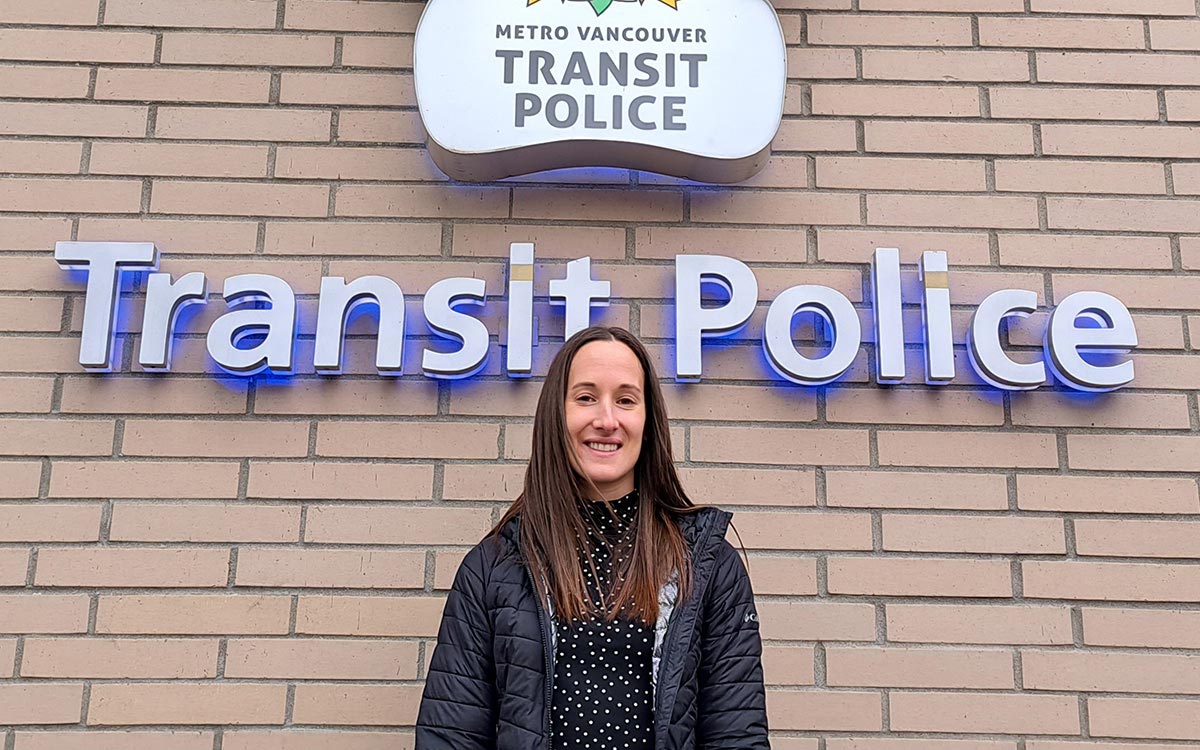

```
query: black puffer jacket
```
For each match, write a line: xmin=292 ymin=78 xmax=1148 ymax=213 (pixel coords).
xmin=416 ymin=505 xmax=769 ymax=750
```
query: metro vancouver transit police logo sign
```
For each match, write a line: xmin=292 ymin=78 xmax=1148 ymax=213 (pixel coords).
xmin=413 ymin=0 xmax=786 ymax=183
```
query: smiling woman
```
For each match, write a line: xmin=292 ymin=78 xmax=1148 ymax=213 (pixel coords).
xmin=416 ymin=326 xmax=770 ymax=750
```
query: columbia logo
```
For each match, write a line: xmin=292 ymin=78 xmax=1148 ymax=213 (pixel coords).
xmin=744 ymin=612 xmax=759 ymax=623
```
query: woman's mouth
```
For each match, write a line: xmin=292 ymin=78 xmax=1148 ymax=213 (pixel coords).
xmin=585 ymin=441 xmax=620 ymax=453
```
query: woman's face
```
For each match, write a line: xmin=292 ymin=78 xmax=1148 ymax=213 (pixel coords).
xmin=564 ymin=340 xmax=646 ymax=499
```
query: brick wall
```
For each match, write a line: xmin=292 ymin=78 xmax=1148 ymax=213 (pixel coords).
xmin=2 ymin=0 xmax=1200 ymax=746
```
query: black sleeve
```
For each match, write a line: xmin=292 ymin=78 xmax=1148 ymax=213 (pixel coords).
xmin=416 ymin=543 xmax=498 ymax=750
xmin=696 ymin=540 xmax=770 ymax=749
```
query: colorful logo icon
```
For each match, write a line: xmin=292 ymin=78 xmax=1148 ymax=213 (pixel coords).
xmin=527 ymin=0 xmax=678 ymax=16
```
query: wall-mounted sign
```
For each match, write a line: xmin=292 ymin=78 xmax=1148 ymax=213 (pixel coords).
xmin=56 ymin=242 xmax=1138 ymax=393
xmin=413 ymin=0 xmax=787 ymax=183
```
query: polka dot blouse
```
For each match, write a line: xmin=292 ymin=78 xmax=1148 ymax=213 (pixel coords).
xmin=551 ymin=489 xmax=655 ymax=749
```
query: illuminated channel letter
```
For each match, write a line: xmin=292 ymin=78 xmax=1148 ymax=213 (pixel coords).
xmin=423 ymin=277 xmax=489 ymax=379
xmin=1046 ymin=291 xmax=1138 ymax=392
xmin=54 ymin=241 xmax=158 ymax=372
xmin=549 ymin=256 xmax=611 ymax=339
xmin=139 ymin=272 xmax=208 ymax=372
xmin=763 ymin=285 xmax=861 ymax=386
xmin=967 ymin=289 xmax=1045 ymax=390
xmin=674 ymin=254 xmax=759 ymax=383
xmin=206 ymin=274 xmax=297 ymax=376
xmin=920 ymin=250 xmax=955 ymax=385
xmin=506 ymin=242 xmax=535 ymax=377
xmin=314 ymin=276 xmax=405 ymax=376
xmin=871 ymin=248 xmax=905 ymax=384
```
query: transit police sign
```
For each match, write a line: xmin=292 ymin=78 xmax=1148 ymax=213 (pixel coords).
xmin=413 ymin=0 xmax=787 ymax=183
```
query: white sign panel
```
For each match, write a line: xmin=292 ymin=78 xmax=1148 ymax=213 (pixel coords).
xmin=413 ymin=0 xmax=787 ymax=183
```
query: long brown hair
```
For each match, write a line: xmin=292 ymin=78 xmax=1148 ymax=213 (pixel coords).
xmin=493 ymin=326 xmax=701 ymax=626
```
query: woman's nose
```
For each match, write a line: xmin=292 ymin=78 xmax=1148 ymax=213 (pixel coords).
xmin=593 ymin=401 xmax=618 ymax=429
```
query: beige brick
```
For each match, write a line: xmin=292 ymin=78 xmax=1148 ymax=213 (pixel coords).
xmin=864 ymin=50 xmax=1030 ymax=81
xmin=866 ymin=121 xmax=1035 ymax=155
xmin=1088 ymin=697 xmax=1200 ymax=741
xmin=692 ymin=189 xmax=860 ymax=226
xmin=162 ymin=32 xmax=335 ymax=66
xmin=338 ymin=109 xmax=425 ymax=144
xmin=774 ymin=119 xmax=859 ymax=151
xmin=732 ymin=511 xmax=872 ymax=551
xmin=0 ymin=29 xmax=156 ymax=63
xmin=222 ymin=731 xmax=413 ymax=750
xmin=0 ymin=505 xmax=101 ymax=542
xmin=0 ymin=636 xmax=15 ymax=672
xmin=281 ymin=72 xmax=414 ymax=106
xmin=1026 ymin=649 xmax=1200 ymax=694
xmin=998 ymin=233 xmax=1173 ymax=270
xmin=459 ymin=223 xmax=625 ymax=260
xmin=247 ymin=461 xmax=432 ymax=500
xmin=275 ymin=145 xmax=438 ymax=181
xmin=155 ymin=106 xmax=332 ymax=141
xmin=1031 ymin=0 xmax=1195 ymax=15
xmin=341 ymin=35 xmax=414 ymax=68
xmin=1013 ymin=392 xmax=1190 ymax=429
xmin=254 ymin=379 xmax=439 ymax=416
xmin=265 ymin=220 xmax=441 ymax=256
xmin=0 ymin=549 xmax=24 ymax=583
xmin=768 ymin=691 xmax=883 ymax=732
xmin=888 ymin=603 xmax=1073 ymax=645
xmin=1038 ymin=52 xmax=1200 ymax=86
xmin=759 ymin=600 xmax=878 ymax=641
xmin=0 ymin=178 xmax=142 ymax=214
xmin=122 ymin=419 xmax=308 ymax=458
xmin=681 ymin=467 xmax=817 ymax=507
xmin=1052 ymin=270 xmax=1200 ymax=308
xmin=512 ymin=187 xmax=681 ymax=223
xmin=0 ymin=103 xmax=147 ymax=137
xmin=103 ymin=0 xmax=278 ymax=28
xmin=1177 ymin=163 xmax=1200 ymax=195
xmin=890 ymin=692 xmax=1079 ymax=734
xmin=983 ymin=17 xmax=1145 ymax=49
xmin=15 ymin=732 xmax=213 ymax=750
xmin=662 ymin=383 xmax=817 ymax=423
xmin=1069 ymin=434 xmax=1200 ymax=473
xmin=49 ymin=460 xmax=240 ymax=499
xmin=1076 ymin=519 xmax=1200 ymax=559
xmin=1024 ymin=561 xmax=1200 ymax=603
xmin=0 ymin=684 xmax=83 ymax=725
xmin=990 ymin=86 xmax=1160 ymax=121
xmin=151 ymin=181 xmax=329 ymax=218
xmin=996 ymin=159 xmax=1165 ymax=195
xmin=0 ymin=65 xmax=90 ymax=98
xmin=828 ymin=471 xmax=1009 ymax=510
xmin=97 ymin=68 xmax=270 ymax=103
xmin=828 ymin=646 xmax=1014 ymax=689
xmin=291 ymin=684 xmax=422 ymax=726
xmin=285 ymin=0 xmax=421 ymax=32
xmin=809 ymin=14 xmax=972 ymax=46
xmin=812 ymin=84 xmax=979 ymax=118
xmin=818 ymin=156 xmax=985 ymax=192
xmin=97 ymin=594 xmax=291 ymax=635
xmin=304 ymin=505 xmax=492 ymax=545
xmin=61 ymin=378 xmax=247 ymax=414
xmin=0 ymin=595 xmax=89 ymax=634
xmin=692 ymin=426 xmax=869 ymax=466
xmin=441 ymin=463 xmax=524 ymax=502
xmin=78 ymin=217 xmax=259 ymax=254
xmin=745 ymin=555 xmax=819 ymax=595
xmin=89 ymin=683 xmax=286 ymax=725
xmin=817 ymin=229 xmax=992 ymax=265
xmin=1018 ymin=475 xmax=1199 ymax=514
xmin=109 ymin=503 xmax=300 ymax=543
xmin=1083 ymin=608 xmax=1200 ymax=649
xmin=883 ymin=514 xmax=1065 ymax=554
xmin=827 ymin=389 xmax=1003 ymax=426
xmin=1151 ymin=20 xmax=1200 ymax=51
xmin=762 ymin=645 xmax=816 ymax=686
xmin=22 ymin=637 xmax=218 ymax=678
xmin=296 ymin=595 xmax=444 ymax=637
xmin=0 ymin=377 xmax=54 ymax=413
xmin=235 ymin=548 xmax=425 ymax=589
xmin=830 ymin=557 xmax=1013 ymax=597
xmin=860 ymin=0 xmax=1022 ymax=8
xmin=316 ymin=422 xmax=499 ymax=459
xmin=0 ymin=216 xmax=72 ymax=250
xmin=0 ymin=418 xmax=112 ymax=456
xmin=634 ymin=226 xmax=804 ymax=263
xmin=0 ymin=296 xmax=64 ymax=333
xmin=879 ymin=430 xmax=1058 ymax=469
xmin=1044 ymin=125 xmax=1200 ymax=159
xmin=0 ymin=0 xmax=99 ymax=25
xmin=0 ymin=335 xmax=82 ymax=372
xmin=338 ymin=185 xmax=507 ymax=219
xmin=0 ymin=141 xmax=82 ymax=175
xmin=36 ymin=548 xmax=230 ymax=587
xmin=226 ymin=638 xmax=419 ymax=679
xmin=90 ymin=142 xmax=269 ymax=179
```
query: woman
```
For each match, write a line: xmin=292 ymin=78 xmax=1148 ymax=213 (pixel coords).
xmin=416 ymin=326 xmax=769 ymax=749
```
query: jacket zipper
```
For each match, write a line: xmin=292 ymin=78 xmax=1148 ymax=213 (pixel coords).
xmin=523 ymin=559 xmax=554 ymax=750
